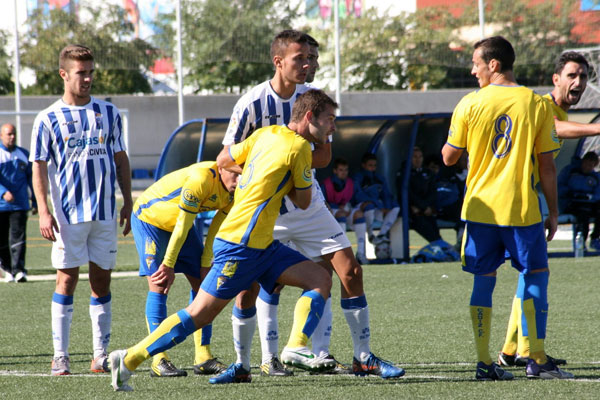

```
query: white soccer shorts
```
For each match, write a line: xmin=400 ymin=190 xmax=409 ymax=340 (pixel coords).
xmin=51 ymin=219 xmax=118 ymax=270
xmin=274 ymin=202 xmax=351 ymax=260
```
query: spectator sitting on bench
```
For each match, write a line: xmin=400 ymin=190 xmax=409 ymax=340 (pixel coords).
xmin=425 ymin=155 xmax=465 ymax=250
xmin=352 ymin=153 xmax=400 ymax=245
xmin=400 ymin=146 xmax=442 ymax=243
xmin=321 ymin=158 xmax=368 ymax=264
xmin=558 ymin=151 xmax=600 ymax=251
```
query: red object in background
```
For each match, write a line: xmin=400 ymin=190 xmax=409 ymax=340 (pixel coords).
xmin=149 ymin=58 xmax=175 ymax=74
xmin=47 ymin=0 xmax=71 ymax=8
xmin=417 ymin=0 xmax=600 ymax=44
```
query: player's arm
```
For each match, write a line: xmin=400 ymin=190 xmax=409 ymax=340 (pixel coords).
xmin=150 ymin=208 xmax=197 ymax=294
xmin=287 ymin=186 xmax=312 ymax=210
xmin=114 ymin=150 xmax=133 ymax=236
xmin=32 ymin=160 xmax=59 ymax=241
xmin=201 ymin=204 xmax=231 ymax=268
xmin=217 ymin=147 xmax=243 ymax=174
xmin=442 ymin=144 xmax=463 ymax=166
xmin=288 ymin=141 xmax=314 ymax=210
xmin=538 ymin=152 xmax=558 ymax=241
xmin=312 ymin=142 xmax=332 ymax=168
xmin=554 ymin=119 xmax=600 ymax=139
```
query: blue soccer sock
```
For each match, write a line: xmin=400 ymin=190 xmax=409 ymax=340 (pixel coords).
xmin=521 ymin=270 xmax=549 ymax=364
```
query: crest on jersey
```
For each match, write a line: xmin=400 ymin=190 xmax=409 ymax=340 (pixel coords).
xmin=95 ymin=112 xmax=103 ymax=129
xmin=551 ymin=126 xmax=560 ymax=143
xmin=303 ymin=166 xmax=312 ymax=182
xmin=182 ymin=189 xmax=200 ymax=207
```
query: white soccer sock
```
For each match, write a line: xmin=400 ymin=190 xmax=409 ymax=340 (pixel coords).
xmin=342 ymin=304 xmax=371 ymax=362
xmin=354 ymin=222 xmax=367 ymax=257
xmin=51 ymin=293 xmax=74 ymax=357
xmin=89 ymin=295 xmax=112 ymax=358
xmin=364 ymin=209 xmax=375 ymax=237
xmin=380 ymin=207 xmax=400 ymax=236
xmin=256 ymin=296 xmax=279 ymax=364
xmin=232 ymin=309 xmax=256 ymax=371
xmin=338 ymin=220 xmax=347 ymax=231
xmin=311 ymin=296 xmax=333 ymax=357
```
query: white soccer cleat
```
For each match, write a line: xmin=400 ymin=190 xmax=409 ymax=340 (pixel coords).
xmin=281 ymin=346 xmax=336 ymax=372
xmin=109 ymin=350 xmax=133 ymax=391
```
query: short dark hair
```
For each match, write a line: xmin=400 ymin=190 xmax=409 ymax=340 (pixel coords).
xmin=59 ymin=44 xmax=93 ymax=70
xmin=582 ymin=151 xmax=599 ymax=163
xmin=291 ymin=89 xmax=337 ymax=122
xmin=333 ymin=158 xmax=348 ymax=169
xmin=474 ymin=36 xmax=515 ymax=72
xmin=270 ymin=29 xmax=308 ymax=59
xmin=555 ymin=51 xmax=589 ymax=75
xmin=304 ymin=33 xmax=319 ymax=48
xmin=361 ymin=153 xmax=377 ymax=164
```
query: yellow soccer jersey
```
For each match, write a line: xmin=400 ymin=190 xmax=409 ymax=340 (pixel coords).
xmin=543 ymin=93 xmax=568 ymax=152
xmin=133 ymin=161 xmax=233 ymax=267
xmin=447 ymin=84 xmax=560 ymax=226
xmin=216 ymin=125 xmax=313 ymax=249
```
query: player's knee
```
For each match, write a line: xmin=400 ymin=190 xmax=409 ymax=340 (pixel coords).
xmin=354 ymin=210 xmax=364 ymax=219
xmin=56 ymin=272 xmax=79 ymax=294
xmin=236 ymin=287 xmax=258 ymax=309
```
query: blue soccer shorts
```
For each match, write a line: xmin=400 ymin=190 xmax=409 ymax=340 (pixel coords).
xmin=201 ymin=238 xmax=308 ymax=300
xmin=462 ymin=221 xmax=548 ymax=275
xmin=131 ymin=213 xmax=203 ymax=278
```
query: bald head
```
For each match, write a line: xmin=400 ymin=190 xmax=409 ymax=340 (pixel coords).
xmin=0 ymin=123 xmax=16 ymax=150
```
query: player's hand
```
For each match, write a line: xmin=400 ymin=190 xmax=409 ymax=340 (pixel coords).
xmin=151 ymin=265 xmax=175 ymax=294
xmin=119 ymin=204 xmax=132 ymax=236
xmin=544 ymin=215 xmax=558 ymax=242
xmin=2 ymin=191 xmax=14 ymax=202
xmin=39 ymin=211 xmax=59 ymax=242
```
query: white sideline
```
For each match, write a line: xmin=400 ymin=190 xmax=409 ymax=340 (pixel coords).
xmin=23 ymin=270 xmax=138 ymax=282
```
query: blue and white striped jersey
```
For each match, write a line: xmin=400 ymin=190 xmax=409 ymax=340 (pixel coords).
xmin=223 ymin=80 xmax=311 ymax=146
xmin=30 ymin=97 xmax=126 ymax=225
xmin=224 ymin=81 xmax=327 ymax=215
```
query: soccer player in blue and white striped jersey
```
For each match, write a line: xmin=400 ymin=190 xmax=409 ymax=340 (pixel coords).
xmin=218 ymin=30 xmax=404 ymax=382
xmin=30 ymin=44 xmax=133 ymax=377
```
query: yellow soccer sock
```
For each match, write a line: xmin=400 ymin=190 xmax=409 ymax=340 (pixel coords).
xmin=193 ymin=326 xmax=213 ymax=365
xmin=286 ymin=291 xmax=325 ymax=349
xmin=500 ymin=295 xmax=520 ymax=356
xmin=470 ymin=305 xmax=493 ymax=365
xmin=125 ymin=310 xmax=196 ymax=371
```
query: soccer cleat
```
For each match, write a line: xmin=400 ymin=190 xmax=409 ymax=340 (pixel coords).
xmin=369 ymin=234 xmax=389 ymax=245
xmin=193 ymin=357 xmax=228 ymax=375
xmin=3 ymin=272 xmax=15 ymax=283
xmin=51 ymin=356 xmax=71 ymax=376
xmin=475 ymin=361 xmax=514 ymax=381
xmin=14 ymin=271 xmax=27 ymax=283
xmin=311 ymin=354 xmax=353 ymax=375
xmin=497 ymin=352 xmax=516 ymax=367
xmin=109 ymin=350 xmax=133 ymax=391
xmin=208 ymin=363 xmax=251 ymax=384
xmin=526 ymin=358 xmax=574 ymax=379
xmin=150 ymin=358 xmax=187 ymax=377
xmin=90 ymin=353 xmax=110 ymax=373
xmin=260 ymin=356 xmax=294 ymax=376
xmin=352 ymin=353 xmax=405 ymax=379
xmin=355 ymin=252 xmax=369 ymax=265
xmin=281 ymin=346 xmax=336 ymax=372
xmin=516 ymin=353 xmax=566 ymax=367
